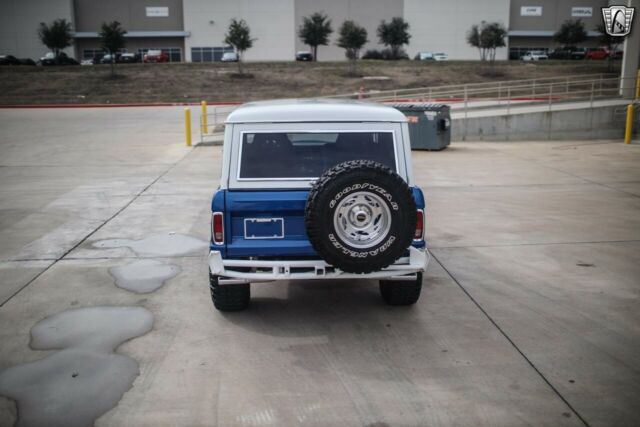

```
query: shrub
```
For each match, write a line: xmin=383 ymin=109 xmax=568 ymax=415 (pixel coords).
xmin=362 ymin=48 xmax=408 ymax=60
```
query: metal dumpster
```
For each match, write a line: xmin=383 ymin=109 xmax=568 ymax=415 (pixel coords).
xmin=392 ymin=103 xmax=451 ymax=150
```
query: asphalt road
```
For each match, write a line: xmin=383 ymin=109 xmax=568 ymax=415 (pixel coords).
xmin=0 ymin=107 xmax=639 ymax=427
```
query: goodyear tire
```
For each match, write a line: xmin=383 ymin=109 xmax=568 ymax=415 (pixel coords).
xmin=209 ymin=271 xmax=250 ymax=312
xmin=305 ymin=160 xmax=416 ymax=274
xmin=379 ymin=273 xmax=423 ymax=306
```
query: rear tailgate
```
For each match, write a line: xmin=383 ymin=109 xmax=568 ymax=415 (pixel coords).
xmin=225 ymin=190 xmax=317 ymax=258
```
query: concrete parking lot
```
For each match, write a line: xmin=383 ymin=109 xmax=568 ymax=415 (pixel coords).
xmin=0 ymin=107 xmax=639 ymax=427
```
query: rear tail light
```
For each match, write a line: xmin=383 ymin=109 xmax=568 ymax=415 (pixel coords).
xmin=212 ymin=212 xmax=224 ymax=244
xmin=414 ymin=209 xmax=424 ymax=241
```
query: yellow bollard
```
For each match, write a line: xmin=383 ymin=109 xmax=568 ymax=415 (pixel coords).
xmin=184 ymin=108 xmax=192 ymax=147
xmin=201 ymin=100 xmax=208 ymax=134
xmin=636 ymin=70 xmax=640 ymax=100
xmin=624 ymin=104 xmax=634 ymax=145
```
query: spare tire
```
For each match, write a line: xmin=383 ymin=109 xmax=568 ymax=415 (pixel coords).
xmin=305 ymin=160 xmax=416 ymax=274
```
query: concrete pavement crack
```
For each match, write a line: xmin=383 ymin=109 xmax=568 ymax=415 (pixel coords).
xmin=0 ymin=146 xmax=199 ymax=308
xmin=429 ymin=250 xmax=591 ymax=427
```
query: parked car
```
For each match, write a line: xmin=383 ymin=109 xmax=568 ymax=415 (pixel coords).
xmin=221 ymin=52 xmax=239 ymax=62
xmin=548 ymin=47 xmax=574 ymax=60
xmin=18 ymin=58 xmax=36 ymax=66
xmin=100 ymin=53 xmax=121 ymax=64
xmin=87 ymin=53 xmax=105 ymax=65
xmin=414 ymin=52 xmax=434 ymax=60
xmin=143 ymin=50 xmax=169 ymax=63
xmin=208 ymin=100 xmax=428 ymax=311
xmin=296 ymin=51 xmax=313 ymax=61
xmin=0 ymin=55 xmax=22 ymax=66
xmin=39 ymin=52 xmax=79 ymax=66
xmin=586 ymin=48 xmax=609 ymax=60
xmin=521 ymin=51 xmax=548 ymax=61
xmin=432 ymin=52 xmax=448 ymax=61
xmin=120 ymin=53 xmax=141 ymax=63
xmin=570 ymin=47 xmax=587 ymax=60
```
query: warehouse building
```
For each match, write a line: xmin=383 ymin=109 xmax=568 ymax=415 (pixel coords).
xmin=0 ymin=0 xmax=616 ymax=62
xmin=73 ymin=0 xmax=188 ymax=62
xmin=508 ymin=0 xmax=609 ymax=59
xmin=0 ymin=0 xmax=76 ymax=61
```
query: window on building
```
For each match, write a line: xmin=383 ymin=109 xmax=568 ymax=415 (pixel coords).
xmin=138 ymin=48 xmax=182 ymax=62
xmin=191 ymin=47 xmax=234 ymax=62
xmin=83 ymin=49 xmax=104 ymax=59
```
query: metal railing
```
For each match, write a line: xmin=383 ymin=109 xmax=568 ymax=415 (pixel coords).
xmin=205 ymin=104 xmax=237 ymax=128
xmin=199 ymin=104 xmax=237 ymax=143
xmin=199 ymin=73 xmax=635 ymax=131
xmin=326 ymin=73 xmax=619 ymax=102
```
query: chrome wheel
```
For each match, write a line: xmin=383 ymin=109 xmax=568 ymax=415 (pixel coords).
xmin=333 ymin=191 xmax=391 ymax=249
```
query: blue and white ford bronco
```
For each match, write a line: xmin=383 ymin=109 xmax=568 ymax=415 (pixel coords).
xmin=208 ymin=99 xmax=428 ymax=311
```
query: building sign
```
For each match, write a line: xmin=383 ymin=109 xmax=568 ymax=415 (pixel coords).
xmin=146 ymin=7 xmax=169 ymax=17
xmin=521 ymin=6 xmax=542 ymax=16
xmin=571 ymin=7 xmax=593 ymax=17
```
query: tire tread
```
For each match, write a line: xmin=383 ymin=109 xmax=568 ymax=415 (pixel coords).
xmin=305 ymin=160 xmax=416 ymax=273
xmin=209 ymin=273 xmax=250 ymax=311
xmin=379 ymin=273 xmax=423 ymax=305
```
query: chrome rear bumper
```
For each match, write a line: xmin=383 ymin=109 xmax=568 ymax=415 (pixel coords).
xmin=209 ymin=247 xmax=429 ymax=285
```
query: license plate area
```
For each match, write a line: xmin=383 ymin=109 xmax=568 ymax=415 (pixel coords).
xmin=243 ymin=218 xmax=284 ymax=239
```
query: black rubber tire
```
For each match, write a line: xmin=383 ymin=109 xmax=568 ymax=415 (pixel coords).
xmin=305 ymin=160 xmax=416 ymax=274
xmin=379 ymin=273 xmax=423 ymax=306
xmin=209 ymin=271 xmax=250 ymax=312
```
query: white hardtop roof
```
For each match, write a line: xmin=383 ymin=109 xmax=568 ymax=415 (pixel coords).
xmin=225 ymin=99 xmax=407 ymax=124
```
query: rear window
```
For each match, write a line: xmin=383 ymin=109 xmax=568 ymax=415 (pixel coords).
xmin=238 ymin=131 xmax=396 ymax=179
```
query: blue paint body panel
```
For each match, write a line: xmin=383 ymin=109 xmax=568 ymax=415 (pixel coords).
xmin=210 ymin=187 xmax=426 ymax=259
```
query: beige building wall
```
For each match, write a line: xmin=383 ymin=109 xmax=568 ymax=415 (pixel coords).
xmin=183 ymin=0 xmax=296 ymax=62
xmin=404 ymin=0 xmax=510 ymax=60
xmin=73 ymin=0 xmax=184 ymax=32
xmin=0 ymin=0 xmax=75 ymax=60
xmin=294 ymin=0 xmax=404 ymax=61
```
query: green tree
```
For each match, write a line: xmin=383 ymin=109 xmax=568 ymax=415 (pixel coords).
xmin=37 ymin=19 xmax=73 ymax=58
xmin=466 ymin=22 xmax=506 ymax=63
xmin=337 ymin=20 xmax=368 ymax=75
xmin=377 ymin=17 xmax=411 ymax=60
xmin=99 ymin=21 xmax=127 ymax=77
xmin=224 ymin=18 xmax=256 ymax=74
xmin=595 ymin=23 xmax=621 ymax=71
xmin=467 ymin=24 xmax=484 ymax=60
xmin=298 ymin=12 xmax=333 ymax=61
xmin=481 ymin=22 xmax=507 ymax=63
xmin=554 ymin=19 xmax=587 ymax=49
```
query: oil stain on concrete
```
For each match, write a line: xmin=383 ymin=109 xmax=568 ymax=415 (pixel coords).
xmin=109 ymin=259 xmax=181 ymax=293
xmin=0 ymin=306 xmax=153 ymax=427
xmin=93 ymin=232 xmax=208 ymax=257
